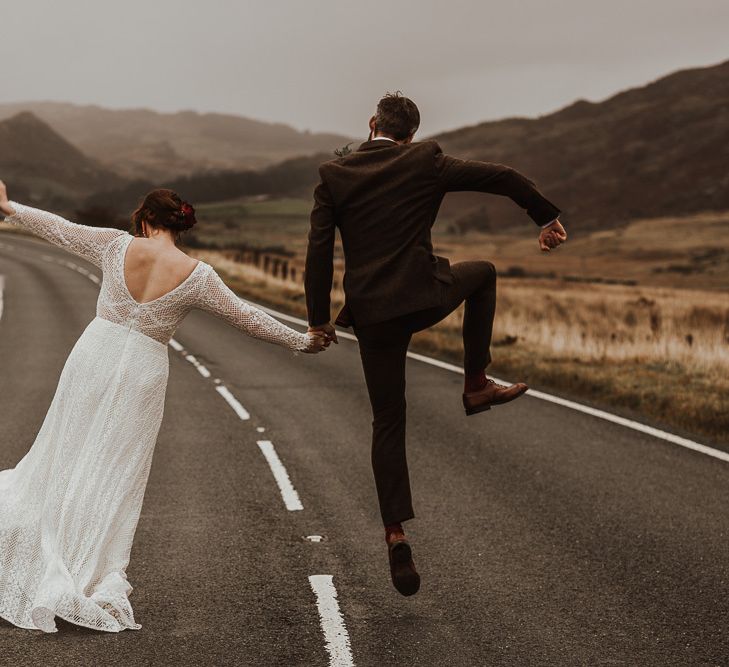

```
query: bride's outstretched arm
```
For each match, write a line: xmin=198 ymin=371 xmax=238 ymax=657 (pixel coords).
xmin=0 ymin=181 xmax=125 ymax=268
xmin=193 ymin=267 xmax=326 ymax=353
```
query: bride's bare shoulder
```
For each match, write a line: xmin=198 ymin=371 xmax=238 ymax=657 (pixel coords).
xmin=175 ymin=248 xmax=205 ymax=274
xmin=127 ymin=239 xmax=200 ymax=271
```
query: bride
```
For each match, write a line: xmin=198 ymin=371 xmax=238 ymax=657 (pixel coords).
xmin=0 ymin=182 xmax=328 ymax=633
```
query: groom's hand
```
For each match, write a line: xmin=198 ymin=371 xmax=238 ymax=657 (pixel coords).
xmin=539 ymin=220 xmax=567 ymax=252
xmin=308 ymin=322 xmax=338 ymax=346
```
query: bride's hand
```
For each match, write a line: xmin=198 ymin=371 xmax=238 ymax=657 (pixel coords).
xmin=303 ymin=331 xmax=328 ymax=354
xmin=0 ymin=181 xmax=15 ymax=217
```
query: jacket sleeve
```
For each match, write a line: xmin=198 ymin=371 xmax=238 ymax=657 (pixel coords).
xmin=433 ymin=145 xmax=561 ymax=226
xmin=4 ymin=202 xmax=126 ymax=267
xmin=304 ymin=175 xmax=337 ymax=326
xmin=193 ymin=267 xmax=312 ymax=352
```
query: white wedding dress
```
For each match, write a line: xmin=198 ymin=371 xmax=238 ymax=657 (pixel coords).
xmin=0 ymin=203 xmax=310 ymax=633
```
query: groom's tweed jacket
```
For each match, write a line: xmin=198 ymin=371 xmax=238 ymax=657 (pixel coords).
xmin=305 ymin=140 xmax=560 ymax=328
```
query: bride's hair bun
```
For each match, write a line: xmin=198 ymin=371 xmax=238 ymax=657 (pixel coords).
xmin=166 ymin=202 xmax=197 ymax=231
xmin=131 ymin=189 xmax=198 ymax=237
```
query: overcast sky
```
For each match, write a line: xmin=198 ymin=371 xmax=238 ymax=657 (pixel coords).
xmin=2 ymin=1 xmax=727 ymax=137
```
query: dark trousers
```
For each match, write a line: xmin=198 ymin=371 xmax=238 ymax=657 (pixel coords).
xmin=354 ymin=261 xmax=497 ymax=525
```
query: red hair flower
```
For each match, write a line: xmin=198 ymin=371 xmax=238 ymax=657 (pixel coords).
xmin=179 ymin=202 xmax=197 ymax=228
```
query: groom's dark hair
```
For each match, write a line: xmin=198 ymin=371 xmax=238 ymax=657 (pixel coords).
xmin=375 ymin=92 xmax=420 ymax=140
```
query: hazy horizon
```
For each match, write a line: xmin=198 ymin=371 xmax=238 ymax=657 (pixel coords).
xmin=2 ymin=53 xmax=727 ymax=138
xmin=2 ymin=1 xmax=728 ymax=136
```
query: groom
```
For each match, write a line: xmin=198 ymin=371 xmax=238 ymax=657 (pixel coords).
xmin=304 ymin=93 xmax=566 ymax=596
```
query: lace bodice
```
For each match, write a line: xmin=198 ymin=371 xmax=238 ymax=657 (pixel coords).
xmin=6 ymin=203 xmax=311 ymax=350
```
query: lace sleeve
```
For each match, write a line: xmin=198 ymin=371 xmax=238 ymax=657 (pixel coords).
xmin=193 ymin=266 xmax=312 ymax=352
xmin=4 ymin=201 xmax=127 ymax=268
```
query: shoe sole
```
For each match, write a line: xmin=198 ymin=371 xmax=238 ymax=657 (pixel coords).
xmin=390 ymin=542 xmax=420 ymax=596
xmin=464 ymin=403 xmax=491 ymax=416
xmin=464 ymin=385 xmax=529 ymax=416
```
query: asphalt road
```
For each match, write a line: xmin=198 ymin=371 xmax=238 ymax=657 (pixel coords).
xmin=1 ymin=232 xmax=728 ymax=667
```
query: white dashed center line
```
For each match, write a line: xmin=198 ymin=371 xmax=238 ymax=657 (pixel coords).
xmin=309 ymin=575 xmax=355 ymax=667
xmin=0 ymin=275 xmax=5 ymax=321
xmin=257 ymin=440 xmax=304 ymax=511
xmin=184 ymin=353 xmax=212 ymax=378
xmin=215 ymin=385 xmax=251 ymax=420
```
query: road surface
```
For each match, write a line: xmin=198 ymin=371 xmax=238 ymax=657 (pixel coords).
xmin=1 ymin=232 xmax=728 ymax=666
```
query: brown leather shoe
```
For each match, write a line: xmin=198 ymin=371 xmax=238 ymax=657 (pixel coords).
xmin=387 ymin=537 xmax=420 ymax=596
xmin=463 ymin=379 xmax=529 ymax=416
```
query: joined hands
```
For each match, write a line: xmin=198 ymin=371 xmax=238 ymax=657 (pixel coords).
xmin=305 ymin=322 xmax=338 ymax=354
xmin=304 ymin=323 xmax=337 ymax=353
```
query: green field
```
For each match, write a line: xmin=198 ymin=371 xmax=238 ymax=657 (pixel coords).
xmin=193 ymin=197 xmax=312 ymax=251
xmin=193 ymin=197 xmax=729 ymax=292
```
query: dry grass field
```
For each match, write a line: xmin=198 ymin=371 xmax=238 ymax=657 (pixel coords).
xmin=195 ymin=198 xmax=729 ymax=288
xmin=189 ymin=202 xmax=729 ymax=444
xmin=415 ymin=279 xmax=729 ymax=442
xmin=440 ymin=210 xmax=729 ymax=292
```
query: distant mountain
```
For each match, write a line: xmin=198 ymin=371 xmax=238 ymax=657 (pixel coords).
xmin=0 ymin=112 xmax=123 ymax=207
xmin=84 ymin=60 xmax=729 ymax=230
xmin=0 ymin=102 xmax=354 ymax=181
xmin=5 ymin=60 xmax=727 ymax=231
xmin=433 ymin=59 xmax=729 ymax=230
xmin=150 ymin=59 xmax=727 ymax=232
xmin=84 ymin=153 xmax=329 ymax=214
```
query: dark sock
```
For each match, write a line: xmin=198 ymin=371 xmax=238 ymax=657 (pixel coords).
xmin=464 ymin=370 xmax=487 ymax=393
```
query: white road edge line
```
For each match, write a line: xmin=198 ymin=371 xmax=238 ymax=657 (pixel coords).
xmin=257 ymin=440 xmax=304 ymax=511
xmin=215 ymin=385 xmax=250 ymax=420
xmin=0 ymin=275 xmax=5 ymax=321
xmin=245 ymin=299 xmax=729 ymax=464
xmin=309 ymin=575 xmax=355 ymax=667
xmin=18 ymin=245 xmax=725 ymax=465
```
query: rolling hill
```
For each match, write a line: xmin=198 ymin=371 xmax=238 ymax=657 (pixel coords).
xmin=0 ymin=102 xmax=353 ymax=181
xmin=141 ymin=58 xmax=727 ymax=233
xmin=0 ymin=112 xmax=123 ymax=206
xmin=433 ymin=59 xmax=729 ymax=230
